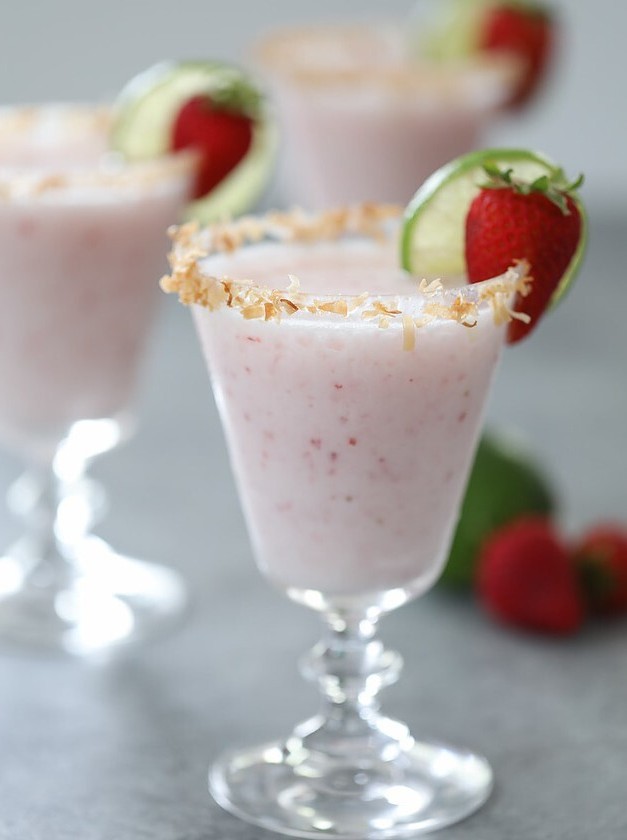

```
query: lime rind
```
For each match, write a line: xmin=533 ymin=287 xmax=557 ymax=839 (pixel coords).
xmin=550 ymin=191 xmax=588 ymax=306
xmin=110 ymin=60 xmax=277 ymax=223
xmin=400 ymin=148 xmax=587 ymax=309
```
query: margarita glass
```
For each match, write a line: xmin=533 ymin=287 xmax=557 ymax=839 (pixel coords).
xmin=163 ymin=205 xmax=526 ymax=837
xmin=0 ymin=104 xmax=192 ymax=656
xmin=253 ymin=22 xmax=519 ymax=208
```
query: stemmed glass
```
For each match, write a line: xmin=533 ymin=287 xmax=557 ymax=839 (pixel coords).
xmin=0 ymin=104 xmax=192 ymax=656
xmin=252 ymin=23 xmax=518 ymax=208
xmin=163 ymin=205 xmax=525 ymax=837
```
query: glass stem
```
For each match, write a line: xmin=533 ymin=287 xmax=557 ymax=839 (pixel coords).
xmin=7 ymin=462 xmax=90 ymax=589
xmin=295 ymin=610 xmax=412 ymax=765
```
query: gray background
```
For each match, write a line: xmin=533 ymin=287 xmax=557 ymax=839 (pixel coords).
xmin=1 ymin=2 xmax=627 ymax=839
xmin=0 ymin=0 xmax=624 ymax=208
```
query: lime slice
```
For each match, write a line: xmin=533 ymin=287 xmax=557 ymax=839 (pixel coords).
xmin=415 ymin=0 xmax=496 ymax=61
xmin=400 ymin=147 xmax=588 ymax=306
xmin=110 ymin=60 xmax=277 ymax=223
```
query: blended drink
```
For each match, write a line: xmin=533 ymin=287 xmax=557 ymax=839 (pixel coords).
xmin=162 ymin=144 xmax=584 ymax=836
xmin=253 ymin=23 xmax=517 ymax=207
xmin=0 ymin=104 xmax=192 ymax=656
xmin=0 ymin=105 xmax=192 ymax=461
xmin=164 ymin=206 xmax=525 ymax=605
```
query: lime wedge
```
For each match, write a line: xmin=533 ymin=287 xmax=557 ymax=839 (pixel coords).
xmin=415 ymin=0 xmax=496 ymax=61
xmin=110 ymin=60 xmax=277 ymax=223
xmin=400 ymin=147 xmax=587 ymax=307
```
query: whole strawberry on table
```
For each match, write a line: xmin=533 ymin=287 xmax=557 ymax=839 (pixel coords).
xmin=574 ymin=527 xmax=627 ymax=618
xmin=478 ymin=517 xmax=584 ymax=636
xmin=480 ymin=519 xmax=627 ymax=635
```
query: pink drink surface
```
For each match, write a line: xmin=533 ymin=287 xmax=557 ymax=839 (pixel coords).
xmin=193 ymin=240 xmax=505 ymax=599
xmin=0 ymin=107 xmax=191 ymax=460
xmin=256 ymin=24 xmax=514 ymax=208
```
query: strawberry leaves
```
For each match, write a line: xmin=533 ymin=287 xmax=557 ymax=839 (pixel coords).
xmin=203 ymin=76 xmax=264 ymax=119
xmin=479 ymin=163 xmax=584 ymax=214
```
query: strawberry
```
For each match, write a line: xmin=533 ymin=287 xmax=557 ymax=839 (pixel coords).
xmin=477 ymin=517 xmax=584 ymax=635
xmin=465 ymin=164 xmax=583 ymax=343
xmin=573 ymin=525 xmax=627 ymax=616
xmin=479 ymin=2 xmax=555 ymax=110
xmin=171 ymin=94 xmax=255 ymax=199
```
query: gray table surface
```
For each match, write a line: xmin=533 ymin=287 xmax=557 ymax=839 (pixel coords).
xmin=0 ymin=202 xmax=626 ymax=840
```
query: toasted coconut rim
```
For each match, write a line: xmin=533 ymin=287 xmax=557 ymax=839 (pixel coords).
xmin=0 ymin=104 xmax=195 ymax=199
xmin=161 ymin=203 xmax=532 ymax=348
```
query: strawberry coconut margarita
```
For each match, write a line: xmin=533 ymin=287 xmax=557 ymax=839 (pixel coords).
xmin=162 ymin=149 xmax=586 ymax=837
xmin=0 ymin=63 xmax=274 ymax=656
xmin=252 ymin=0 xmax=554 ymax=208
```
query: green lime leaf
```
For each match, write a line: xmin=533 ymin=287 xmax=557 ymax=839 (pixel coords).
xmin=440 ymin=431 xmax=557 ymax=589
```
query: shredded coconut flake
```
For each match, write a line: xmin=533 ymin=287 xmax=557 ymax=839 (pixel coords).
xmin=402 ymin=314 xmax=416 ymax=351
xmin=419 ymin=278 xmax=444 ymax=297
xmin=161 ymin=205 xmax=532 ymax=351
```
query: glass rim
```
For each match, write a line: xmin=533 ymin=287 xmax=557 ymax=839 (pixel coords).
xmin=0 ymin=103 xmax=196 ymax=199
xmin=252 ymin=22 xmax=520 ymax=107
xmin=162 ymin=204 xmax=531 ymax=342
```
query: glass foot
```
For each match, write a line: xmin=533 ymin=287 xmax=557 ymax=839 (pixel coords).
xmin=209 ymin=738 xmax=493 ymax=839
xmin=0 ymin=537 xmax=187 ymax=657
